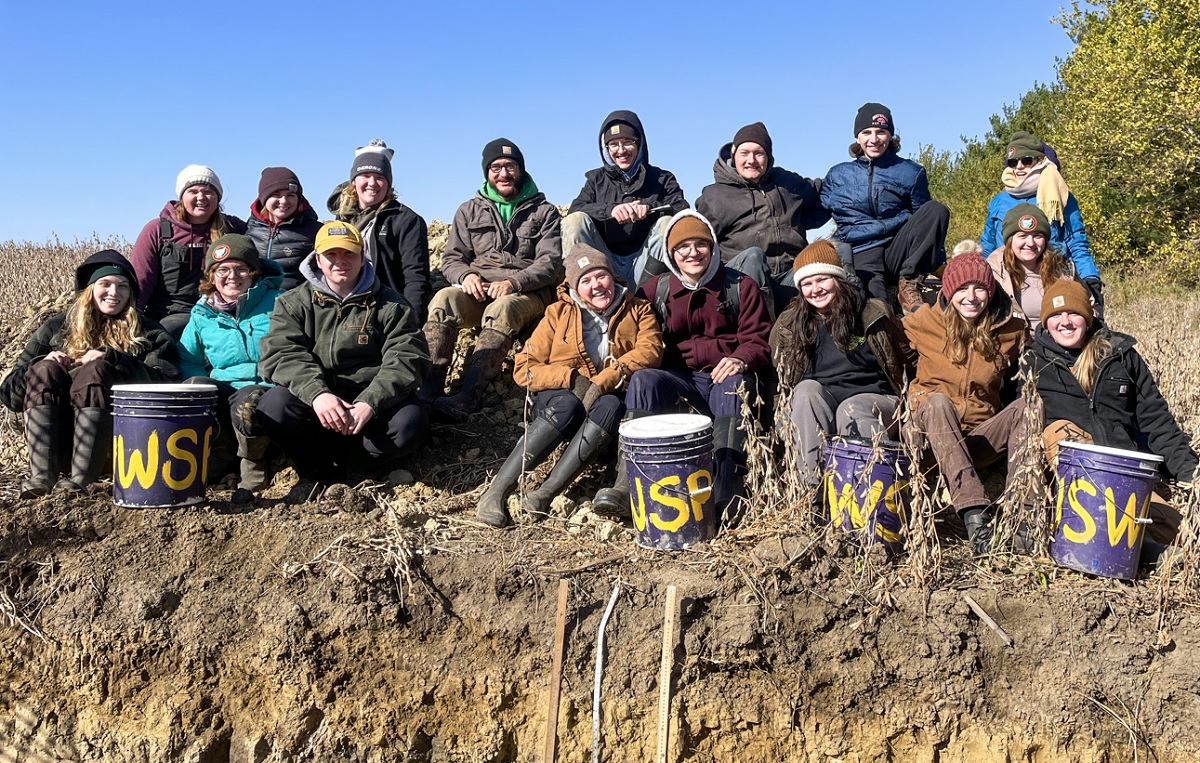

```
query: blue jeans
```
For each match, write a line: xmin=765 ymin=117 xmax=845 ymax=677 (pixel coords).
xmin=625 ymin=368 xmax=754 ymax=419
xmin=561 ymin=212 xmax=671 ymax=288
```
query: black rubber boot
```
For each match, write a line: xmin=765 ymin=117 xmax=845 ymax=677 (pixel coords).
xmin=522 ymin=420 xmax=613 ymax=517
xmin=417 ymin=321 xmax=457 ymax=404
xmin=476 ymin=417 xmax=562 ymax=527
xmin=591 ymin=410 xmax=650 ymax=517
xmin=712 ymin=415 xmax=746 ymax=515
xmin=20 ymin=405 xmax=60 ymax=499
xmin=961 ymin=506 xmax=995 ymax=556
xmin=55 ymin=407 xmax=110 ymax=492
xmin=435 ymin=328 xmax=511 ymax=422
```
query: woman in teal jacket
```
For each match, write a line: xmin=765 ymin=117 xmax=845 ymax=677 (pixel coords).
xmin=179 ymin=234 xmax=283 ymax=502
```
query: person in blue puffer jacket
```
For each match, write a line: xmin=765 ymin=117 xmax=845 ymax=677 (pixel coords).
xmin=979 ymin=131 xmax=1103 ymax=316
xmin=820 ymin=103 xmax=950 ymax=315
xmin=178 ymin=234 xmax=284 ymax=503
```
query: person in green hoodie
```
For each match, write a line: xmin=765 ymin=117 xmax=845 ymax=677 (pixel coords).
xmin=421 ymin=138 xmax=564 ymax=421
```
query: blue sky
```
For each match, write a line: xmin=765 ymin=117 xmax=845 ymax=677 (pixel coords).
xmin=0 ymin=0 xmax=1076 ymax=243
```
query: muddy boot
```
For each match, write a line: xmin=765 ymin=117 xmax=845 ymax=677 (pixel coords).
xmin=897 ymin=276 xmax=926 ymax=315
xmin=417 ymin=321 xmax=457 ymax=404
xmin=712 ymin=415 xmax=746 ymax=515
xmin=522 ymin=420 xmax=613 ymax=517
xmin=435 ymin=328 xmax=511 ymax=422
xmin=961 ymin=506 xmax=995 ymax=556
xmin=232 ymin=431 xmax=270 ymax=504
xmin=476 ymin=417 xmax=562 ymax=527
xmin=55 ymin=407 xmax=111 ymax=492
xmin=20 ymin=405 xmax=61 ymax=499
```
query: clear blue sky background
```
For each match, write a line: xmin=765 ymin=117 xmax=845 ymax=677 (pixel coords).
xmin=0 ymin=0 xmax=1075 ymax=244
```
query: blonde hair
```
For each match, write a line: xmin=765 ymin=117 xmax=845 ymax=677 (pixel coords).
xmin=335 ymin=182 xmax=398 ymax=219
xmin=173 ymin=201 xmax=231 ymax=241
xmin=1070 ymin=331 xmax=1113 ymax=396
xmin=942 ymin=302 xmax=1000 ymax=367
xmin=1003 ymin=240 xmax=1069 ymax=289
xmin=61 ymin=286 xmax=150 ymax=359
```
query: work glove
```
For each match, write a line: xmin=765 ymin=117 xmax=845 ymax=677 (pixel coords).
xmin=1082 ymin=277 xmax=1105 ymax=323
xmin=570 ymin=372 xmax=595 ymax=405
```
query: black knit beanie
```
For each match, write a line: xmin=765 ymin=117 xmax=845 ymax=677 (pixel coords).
xmin=351 ymin=139 xmax=394 ymax=185
xmin=854 ymin=103 xmax=894 ymax=135
xmin=481 ymin=138 xmax=526 ymax=177
xmin=732 ymin=122 xmax=773 ymax=163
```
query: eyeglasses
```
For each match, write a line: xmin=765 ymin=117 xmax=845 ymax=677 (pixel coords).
xmin=1006 ymin=156 xmax=1040 ymax=169
xmin=213 ymin=266 xmax=252 ymax=278
xmin=672 ymin=241 xmax=711 ymax=255
xmin=488 ymin=162 xmax=521 ymax=177
xmin=607 ymin=139 xmax=637 ymax=152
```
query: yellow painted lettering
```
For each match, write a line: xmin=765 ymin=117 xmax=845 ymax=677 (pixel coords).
xmin=201 ymin=426 xmax=213 ymax=486
xmin=162 ymin=428 xmax=198 ymax=490
xmin=1105 ymin=488 xmax=1145 ymax=549
xmin=875 ymin=482 xmax=905 ymax=544
xmin=1063 ymin=478 xmax=1097 ymax=544
xmin=116 ymin=431 xmax=159 ymax=490
xmin=1054 ymin=476 xmax=1065 ymax=527
xmin=649 ymin=476 xmax=690 ymax=533
xmin=686 ymin=469 xmax=712 ymax=523
xmin=631 ymin=477 xmax=647 ymax=532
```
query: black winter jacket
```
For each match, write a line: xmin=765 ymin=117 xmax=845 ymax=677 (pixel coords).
xmin=245 ymin=201 xmax=322 ymax=291
xmin=695 ymin=143 xmax=830 ymax=276
xmin=567 ymin=110 xmax=688 ymax=256
xmin=1025 ymin=326 xmax=1198 ymax=481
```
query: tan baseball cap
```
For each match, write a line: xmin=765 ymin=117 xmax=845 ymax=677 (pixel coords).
xmin=314 ymin=221 xmax=364 ymax=256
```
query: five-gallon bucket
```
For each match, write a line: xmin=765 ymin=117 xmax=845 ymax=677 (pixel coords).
xmin=619 ymin=414 xmax=715 ymax=550
xmin=1052 ymin=441 xmax=1162 ymax=579
xmin=823 ymin=437 xmax=910 ymax=554
xmin=112 ymin=383 xmax=217 ymax=508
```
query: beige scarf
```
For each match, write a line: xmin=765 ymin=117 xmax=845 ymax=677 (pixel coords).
xmin=1001 ymin=158 xmax=1070 ymax=226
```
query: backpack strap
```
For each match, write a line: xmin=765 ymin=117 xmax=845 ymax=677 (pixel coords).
xmin=653 ymin=274 xmax=671 ymax=325
xmin=159 ymin=218 xmax=172 ymax=241
xmin=652 ymin=268 xmax=744 ymax=327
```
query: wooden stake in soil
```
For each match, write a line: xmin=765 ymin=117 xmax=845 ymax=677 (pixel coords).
xmin=963 ymin=594 xmax=1014 ymax=647
xmin=543 ymin=578 xmax=569 ymax=763
xmin=656 ymin=584 xmax=680 ymax=763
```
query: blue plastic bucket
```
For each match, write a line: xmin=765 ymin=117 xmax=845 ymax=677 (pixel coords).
xmin=1052 ymin=441 xmax=1162 ymax=579
xmin=823 ymin=437 xmax=910 ymax=554
xmin=620 ymin=414 xmax=715 ymax=550
xmin=112 ymin=383 xmax=217 ymax=508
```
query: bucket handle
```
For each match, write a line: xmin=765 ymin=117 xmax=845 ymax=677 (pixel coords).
xmin=626 ymin=457 xmax=712 ymax=499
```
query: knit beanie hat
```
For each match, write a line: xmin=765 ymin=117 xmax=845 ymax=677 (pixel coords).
xmin=257 ymin=167 xmax=302 ymax=206
xmin=603 ymin=121 xmax=640 ymax=145
xmin=1041 ymin=279 xmax=1094 ymax=328
xmin=75 ymin=249 xmax=139 ymax=298
xmin=564 ymin=243 xmax=614 ymax=291
xmin=1005 ymin=131 xmax=1046 ymax=163
xmin=481 ymin=138 xmax=526 ymax=177
xmin=1002 ymin=202 xmax=1051 ymax=241
xmin=791 ymin=240 xmax=846 ymax=287
xmin=204 ymin=234 xmax=262 ymax=274
xmin=854 ymin=103 xmax=894 ymax=135
xmin=732 ymin=122 xmax=773 ymax=161
xmin=666 ymin=215 xmax=714 ymax=253
xmin=941 ymin=251 xmax=995 ymax=302
xmin=351 ymin=139 xmax=394 ymax=185
xmin=176 ymin=165 xmax=223 ymax=200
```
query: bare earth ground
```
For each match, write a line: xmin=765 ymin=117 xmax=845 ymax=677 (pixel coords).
xmin=1 ymin=239 xmax=1199 ymax=762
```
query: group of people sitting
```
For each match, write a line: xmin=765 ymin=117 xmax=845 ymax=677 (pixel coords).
xmin=3 ymin=103 xmax=1191 ymax=559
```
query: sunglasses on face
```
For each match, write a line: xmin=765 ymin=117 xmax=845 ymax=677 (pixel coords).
xmin=1006 ymin=156 xmax=1040 ymax=169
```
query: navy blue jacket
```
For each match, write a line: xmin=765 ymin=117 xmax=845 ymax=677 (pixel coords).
xmin=820 ymin=150 xmax=931 ymax=253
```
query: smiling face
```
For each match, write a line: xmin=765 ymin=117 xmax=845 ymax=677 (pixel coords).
xmin=92 ymin=275 xmax=132 ymax=316
xmin=486 ymin=159 xmax=523 ymax=200
xmin=264 ymin=190 xmax=299 ymax=223
xmin=180 ymin=184 xmax=218 ymax=223
xmin=733 ymin=142 xmax=768 ymax=182
xmin=606 ymin=138 xmax=638 ymax=171
xmin=577 ymin=268 xmax=616 ymax=311
xmin=671 ymin=238 xmax=713 ymax=284
xmin=800 ymin=274 xmax=838 ymax=313
xmin=1046 ymin=311 xmax=1088 ymax=349
xmin=210 ymin=262 xmax=255 ymax=302
xmin=354 ymin=172 xmax=389 ymax=209
xmin=316 ymin=247 xmax=364 ymax=297
xmin=856 ymin=127 xmax=892 ymax=159
xmin=950 ymin=283 xmax=989 ymax=322
xmin=1010 ymin=231 xmax=1048 ymax=269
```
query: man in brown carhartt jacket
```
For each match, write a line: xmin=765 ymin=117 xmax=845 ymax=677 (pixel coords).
xmin=421 ymin=138 xmax=564 ymax=420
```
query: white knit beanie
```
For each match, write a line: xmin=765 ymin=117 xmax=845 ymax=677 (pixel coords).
xmin=176 ymin=164 xmax=223 ymax=200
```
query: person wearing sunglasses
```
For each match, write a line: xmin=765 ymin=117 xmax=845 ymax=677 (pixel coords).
xmin=979 ymin=131 xmax=1103 ymax=316
xmin=178 ymin=234 xmax=285 ymax=502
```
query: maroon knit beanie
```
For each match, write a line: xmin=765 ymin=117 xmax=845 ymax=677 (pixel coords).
xmin=941 ymin=252 xmax=995 ymax=302
xmin=258 ymin=167 xmax=302 ymax=206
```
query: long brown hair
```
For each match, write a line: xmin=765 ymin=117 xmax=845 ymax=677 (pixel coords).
xmin=942 ymin=301 xmax=1000 ymax=367
xmin=61 ymin=285 xmax=149 ymax=359
xmin=173 ymin=200 xmax=231 ymax=241
xmin=1003 ymin=239 xmax=1069 ymax=289
xmin=1070 ymin=330 xmax=1113 ymax=395
xmin=776 ymin=276 xmax=864 ymax=387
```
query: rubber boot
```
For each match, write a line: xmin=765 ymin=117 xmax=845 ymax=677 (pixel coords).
xmin=592 ymin=410 xmax=650 ymax=517
xmin=20 ymin=405 xmax=60 ymax=499
xmin=712 ymin=415 xmax=747 ymax=515
xmin=522 ymin=420 xmax=613 ymax=517
xmin=961 ymin=506 xmax=995 ymax=556
xmin=232 ymin=431 xmax=270 ymax=504
xmin=417 ymin=321 xmax=457 ymax=404
xmin=476 ymin=417 xmax=562 ymax=527
xmin=435 ymin=328 xmax=511 ymax=422
xmin=55 ymin=407 xmax=111 ymax=492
